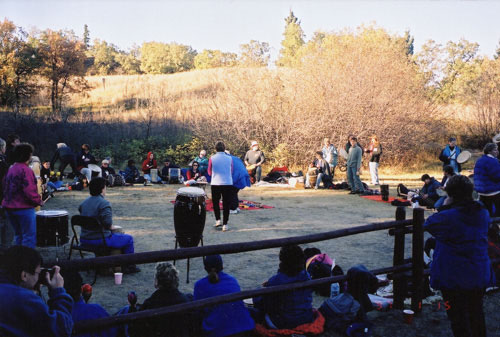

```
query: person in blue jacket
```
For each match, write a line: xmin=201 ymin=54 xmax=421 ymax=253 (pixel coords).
xmin=424 ymin=175 xmax=495 ymax=337
xmin=439 ymin=137 xmax=462 ymax=173
xmin=253 ymin=245 xmax=314 ymax=329
xmin=412 ymin=174 xmax=441 ymax=208
xmin=226 ymin=151 xmax=251 ymax=214
xmin=474 ymin=142 xmax=500 ymax=217
xmin=193 ymin=255 xmax=255 ymax=337
xmin=0 ymin=245 xmax=74 ymax=337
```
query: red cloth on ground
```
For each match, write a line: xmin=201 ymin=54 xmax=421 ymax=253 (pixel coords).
xmin=360 ymin=195 xmax=396 ymax=203
xmin=169 ymin=199 xmax=274 ymax=211
xmin=254 ymin=309 xmax=325 ymax=337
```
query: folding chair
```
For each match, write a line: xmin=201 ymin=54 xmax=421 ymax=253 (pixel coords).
xmin=68 ymin=215 xmax=118 ymax=284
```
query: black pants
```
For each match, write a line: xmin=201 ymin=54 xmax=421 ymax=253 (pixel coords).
xmin=211 ymin=185 xmax=233 ymax=225
xmin=230 ymin=186 xmax=240 ymax=211
xmin=479 ymin=194 xmax=500 ymax=217
xmin=441 ymin=288 xmax=486 ymax=337
xmin=58 ymin=155 xmax=79 ymax=177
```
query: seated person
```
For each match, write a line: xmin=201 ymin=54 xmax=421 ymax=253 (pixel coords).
xmin=62 ymin=269 xmax=117 ymax=337
xmin=253 ymin=245 xmax=314 ymax=329
xmin=122 ymin=160 xmax=142 ymax=184
xmin=41 ymin=161 xmax=51 ymax=184
xmin=77 ymin=144 xmax=101 ymax=182
xmin=129 ymin=262 xmax=195 ymax=337
xmin=194 ymin=255 xmax=255 ymax=337
xmin=434 ymin=165 xmax=456 ymax=209
xmin=184 ymin=161 xmax=207 ymax=186
xmin=194 ymin=150 xmax=209 ymax=176
xmin=142 ymin=152 xmax=161 ymax=183
xmin=78 ymin=177 xmax=140 ymax=274
xmin=101 ymin=159 xmax=121 ymax=187
xmin=412 ymin=174 xmax=441 ymax=208
xmin=306 ymin=152 xmax=332 ymax=189
xmin=160 ymin=158 xmax=180 ymax=183
xmin=0 ymin=245 xmax=73 ymax=337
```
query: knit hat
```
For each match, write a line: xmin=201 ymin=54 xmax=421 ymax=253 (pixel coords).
xmin=204 ymin=255 xmax=223 ymax=272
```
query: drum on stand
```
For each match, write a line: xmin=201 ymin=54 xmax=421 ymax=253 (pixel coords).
xmin=174 ymin=187 xmax=206 ymax=248
xmin=36 ymin=210 xmax=69 ymax=247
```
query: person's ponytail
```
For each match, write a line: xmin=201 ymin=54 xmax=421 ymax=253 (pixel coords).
xmin=208 ymin=268 xmax=219 ymax=284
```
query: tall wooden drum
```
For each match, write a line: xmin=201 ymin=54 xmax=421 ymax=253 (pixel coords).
xmin=173 ymin=187 xmax=206 ymax=248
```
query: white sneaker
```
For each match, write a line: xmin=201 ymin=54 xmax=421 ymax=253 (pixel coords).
xmin=229 ymin=209 xmax=239 ymax=214
xmin=214 ymin=220 xmax=221 ymax=227
xmin=222 ymin=224 xmax=229 ymax=232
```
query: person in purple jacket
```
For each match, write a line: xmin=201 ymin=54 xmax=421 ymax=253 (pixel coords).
xmin=2 ymin=143 xmax=43 ymax=248
xmin=474 ymin=142 xmax=500 ymax=217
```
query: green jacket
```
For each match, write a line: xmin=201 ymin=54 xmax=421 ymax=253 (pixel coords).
xmin=347 ymin=144 xmax=362 ymax=170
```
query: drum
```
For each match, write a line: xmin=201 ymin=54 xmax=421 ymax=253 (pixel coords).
xmin=150 ymin=168 xmax=158 ymax=182
xmin=309 ymin=175 xmax=318 ymax=187
xmin=457 ymin=151 xmax=471 ymax=164
xmin=36 ymin=210 xmax=69 ymax=247
xmin=87 ymin=164 xmax=102 ymax=179
xmin=174 ymin=187 xmax=206 ymax=248
xmin=380 ymin=184 xmax=389 ymax=201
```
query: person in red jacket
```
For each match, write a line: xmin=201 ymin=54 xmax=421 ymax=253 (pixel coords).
xmin=142 ymin=152 xmax=161 ymax=184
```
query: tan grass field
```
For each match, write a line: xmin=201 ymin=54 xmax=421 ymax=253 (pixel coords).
xmin=39 ymin=179 xmax=500 ymax=337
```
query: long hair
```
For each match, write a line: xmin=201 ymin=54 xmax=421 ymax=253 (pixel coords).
xmin=207 ymin=268 xmax=220 ymax=284
xmin=370 ymin=135 xmax=379 ymax=147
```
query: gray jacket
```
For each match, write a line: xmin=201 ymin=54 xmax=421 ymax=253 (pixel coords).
xmin=347 ymin=144 xmax=362 ymax=170
xmin=78 ymin=195 xmax=112 ymax=240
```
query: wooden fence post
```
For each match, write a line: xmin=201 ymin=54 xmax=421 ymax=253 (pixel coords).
xmin=392 ymin=206 xmax=406 ymax=309
xmin=411 ymin=208 xmax=425 ymax=313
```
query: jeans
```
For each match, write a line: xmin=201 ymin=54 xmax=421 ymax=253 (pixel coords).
xmin=0 ymin=208 xmax=14 ymax=250
xmin=347 ymin=166 xmax=364 ymax=192
xmin=5 ymin=208 xmax=37 ymax=248
xmin=434 ymin=196 xmax=446 ymax=209
xmin=211 ymin=185 xmax=233 ymax=225
xmin=144 ymin=174 xmax=162 ymax=183
xmin=81 ymin=167 xmax=102 ymax=182
xmin=369 ymin=162 xmax=379 ymax=184
xmin=81 ymin=233 xmax=135 ymax=254
xmin=255 ymin=166 xmax=262 ymax=182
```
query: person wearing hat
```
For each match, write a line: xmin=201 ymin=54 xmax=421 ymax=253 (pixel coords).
xmin=439 ymin=137 xmax=462 ymax=174
xmin=159 ymin=158 xmax=180 ymax=183
xmin=244 ymin=141 xmax=265 ymax=183
xmin=194 ymin=255 xmax=255 ymax=337
xmin=474 ymin=142 xmax=500 ymax=217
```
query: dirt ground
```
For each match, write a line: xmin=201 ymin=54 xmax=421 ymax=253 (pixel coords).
xmin=41 ymin=181 xmax=500 ymax=337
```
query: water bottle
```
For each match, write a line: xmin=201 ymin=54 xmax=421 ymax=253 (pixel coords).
xmin=330 ymin=282 xmax=340 ymax=298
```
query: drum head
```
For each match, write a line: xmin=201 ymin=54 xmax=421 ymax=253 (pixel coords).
xmin=87 ymin=164 xmax=101 ymax=171
xmin=436 ymin=189 xmax=447 ymax=197
xmin=36 ymin=210 xmax=68 ymax=217
xmin=457 ymin=151 xmax=471 ymax=164
xmin=177 ymin=186 xmax=205 ymax=197
xmin=339 ymin=148 xmax=348 ymax=159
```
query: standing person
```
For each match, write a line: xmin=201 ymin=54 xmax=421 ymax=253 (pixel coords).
xmin=226 ymin=151 xmax=251 ymax=214
xmin=244 ymin=141 xmax=265 ymax=183
xmin=346 ymin=137 xmax=364 ymax=194
xmin=208 ymin=141 xmax=233 ymax=232
xmin=0 ymin=138 xmax=14 ymax=251
xmin=194 ymin=150 xmax=209 ymax=176
xmin=2 ymin=143 xmax=43 ymax=248
xmin=50 ymin=143 xmax=79 ymax=179
xmin=77 ymin=144 xmax=101 ymax=182
xmin=365 ymin=135 xmax=382 ymax=185
xmin=424 ymin=175 xmax=495 ymax=337
xmin=142 ymin=152 xmax=161 ymax=184
xmin=5 ymin=134 xmax=20 ymax=166
xmin=0 ymin=245 xmax=74 ymax=337
xmin=194 ymin=255 xmax=255 ymax=337
xmin=322 ymin=138 xmax=338 ymax=181
xmin=474 ymin=143 xmax=500 ymax=217
xmin=439 ymin=137 xmax=462 ymax=174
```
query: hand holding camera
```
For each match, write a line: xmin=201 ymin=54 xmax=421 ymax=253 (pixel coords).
xmin=40 ymin=266 xmax=64 ymax=289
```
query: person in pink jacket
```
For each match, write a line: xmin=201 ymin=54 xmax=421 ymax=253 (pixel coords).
xmin=2 ymin=143 xmax=43 ymax=248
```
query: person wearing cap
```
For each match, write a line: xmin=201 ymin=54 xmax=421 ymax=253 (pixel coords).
xmin=50 ymin=143 xmax=79 ymax=179
xmin=424 ymin=175 xmax=495 ymax=337
xmin=194 ymin=255 xmax=255 ymax=337
xmin=244 ymin=141 xmax=265 ymax=183
xmin=474 ymin=142 xmax=500 ymax=217
xmin=100 ymin=159 xmax=116 ymax=179
xmin=208 ymin=141 xmax=233 ymax=231
xmin=439 ymin=137 xmax=462 ymax=174
xmin=159 ymin=158 xmax=180 ymax=183
xmin=412 ymin=174 xmax=441 ymax=208
xmin=194 ymin=150 xmax=209 ymax=176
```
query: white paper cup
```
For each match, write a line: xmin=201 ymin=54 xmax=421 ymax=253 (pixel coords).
xmin=114 ymin=272 xmax=123 ymax=285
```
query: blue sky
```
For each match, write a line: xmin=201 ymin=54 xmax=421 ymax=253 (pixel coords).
xmin=2 ymin=0 xmax=500 ymax=59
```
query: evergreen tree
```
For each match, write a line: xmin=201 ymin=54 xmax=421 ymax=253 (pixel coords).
xmin=83 ymin=24 xmax=90 ymax=49
xmin=277 ymin=10 xmax=304 ymax=67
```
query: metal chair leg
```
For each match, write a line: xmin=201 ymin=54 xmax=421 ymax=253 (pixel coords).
xmin=173 ymin=238 xmax=178 ymax=266
xmin=186 ymin=257 xmax=190 ymax=284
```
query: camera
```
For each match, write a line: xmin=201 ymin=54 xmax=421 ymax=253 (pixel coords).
xmin=37 ymin=268 xmax=55 ymax=287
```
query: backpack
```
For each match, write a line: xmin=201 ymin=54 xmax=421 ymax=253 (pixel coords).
xmin=319 ymin=293 xmax=361 ymax=333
